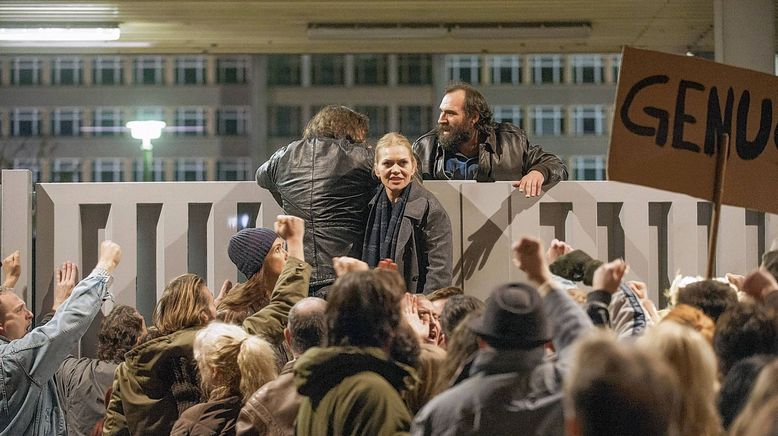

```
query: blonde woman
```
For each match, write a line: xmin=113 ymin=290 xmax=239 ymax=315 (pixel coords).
xmin=104 ymin=215 xmax=310 ymax=435
xmin=171 ymin=323 xmax=278 ymax=435
xmin=363 ymin=132 xmax=452 ymax=293
xmin=639 ymin=321 xmax=721 ymax=436
xmin=729 ymin=358 xmax=778 ymax=436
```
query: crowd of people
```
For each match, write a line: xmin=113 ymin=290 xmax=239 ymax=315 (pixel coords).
xmin=0 ymin=82 xmax=777 ymax=436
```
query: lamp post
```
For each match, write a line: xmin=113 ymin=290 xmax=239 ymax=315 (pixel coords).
xmin=126 ymin=120 xmax=165 ymax=181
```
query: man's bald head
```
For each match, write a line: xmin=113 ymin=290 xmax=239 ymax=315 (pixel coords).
xmin=288 ymin=297 xmax=327 ymax=356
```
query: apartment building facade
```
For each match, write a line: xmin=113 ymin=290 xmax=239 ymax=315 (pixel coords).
xmin=0 ymin=53 xmax=619 ymax=182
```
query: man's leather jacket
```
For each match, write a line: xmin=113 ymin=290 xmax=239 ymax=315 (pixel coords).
xmin=413 ymin=122 xmax=568 ymax=184
xmin=256 ymin=137 xmax=378 ymax=289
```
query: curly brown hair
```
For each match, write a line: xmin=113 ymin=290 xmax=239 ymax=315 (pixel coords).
xmin=97 ymin=305 xmax=145 ymax=363
xmin=303 ymin=105 xmax=369 ymax=143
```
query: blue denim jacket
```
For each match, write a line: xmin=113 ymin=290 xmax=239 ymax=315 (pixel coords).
xmin=0 ymin=269 xmax=112 ymax=435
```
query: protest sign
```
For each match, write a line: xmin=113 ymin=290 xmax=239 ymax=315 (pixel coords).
xmin=608 ymin=46 xmax=778 ymax=216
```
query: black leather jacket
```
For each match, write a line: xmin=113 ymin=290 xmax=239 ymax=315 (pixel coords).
xmin=412 ymin=122 xmax=568 ymax=184
xmin=256 ymin=137 xmax=378 ymax=289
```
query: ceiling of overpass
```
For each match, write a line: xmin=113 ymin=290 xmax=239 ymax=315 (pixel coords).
xmin=0 ymin=1 xmax=772 ymax=55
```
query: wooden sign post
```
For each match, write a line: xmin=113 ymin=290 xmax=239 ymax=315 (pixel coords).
xmin=706 ymin=133 xmax=729 ymax=279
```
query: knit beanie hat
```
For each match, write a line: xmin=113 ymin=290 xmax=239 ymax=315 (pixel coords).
xmin=549 ymin=249 xmax=603 ymax=286
xmin=228 ymin=227 xmax=278 ymax=278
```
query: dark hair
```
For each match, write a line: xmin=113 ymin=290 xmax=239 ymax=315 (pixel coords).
xmin=303 ymin=105 xmax=369 ymax=143
xmin=389 ymin=321 xmax=421 ymax=368
xmin=426 ymin=286 xmax=464 ymax=302
xmin=444 ymin=82 xmax=494 ymax=137
xmin=326 ymin=269 xmax=404 ymax=348
xmin=677 ymin=279 xmax=738 ymax=323
xmin=288 ymin=297 xmax=327 ymax=355
xmin=440 ymin=294 xmax=485 ymax=337
xmin=97 ymin=305 xmax=145 ymax=363
xmin=717 ymin=354 xmax=775 ymax=430
xmin=714 ymin=302 xmax=778 ymax=376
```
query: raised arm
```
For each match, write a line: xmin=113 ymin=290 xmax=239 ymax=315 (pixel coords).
xmin=242 ymin=216 xmax=310 ymax=344
xmin=7 ymin=241 xmax=120 ymax=385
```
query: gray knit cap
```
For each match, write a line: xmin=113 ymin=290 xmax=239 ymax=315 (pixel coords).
xmin=228 ymin=227 xmax=278 ymax=278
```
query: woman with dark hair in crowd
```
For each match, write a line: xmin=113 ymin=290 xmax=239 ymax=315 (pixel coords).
xmin=103 ymin=216 xmax=310 ymax=435
xmin=363 ymin=132 xmax=453 ymax=293
xmin=170 ymin=322 xmax=279 ymax=435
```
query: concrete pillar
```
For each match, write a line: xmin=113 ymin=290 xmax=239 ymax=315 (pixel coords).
xmin=523 ymin=56 xmax=532 ymax=84
xmin=206 ymin=158 xmax=217 ymax=181
xmin=0 ymin=59 xmax=8 ymax=86
xmin=604 ymin=55 xmax=615 ymax=84
xmin=123 ymin=55 xmax=133 ymax=85
xmin=41 ymin=56 xmax=51 ymax=86
xmin=344 ymin=55 xmax=354 ymax=87
xmin=82 ymin=55 xmax=92 ymax=85
xmin=81 ymin=159 xmax=93 ymax=182
xmin=301 ymin=55 xmax=311 ymax=87
xmin=0 ymin=111 xmax=8 ymax=137
xmin=206 ymin=55 xmax=216 ymax=85
xmin=250 ymin=55 xmax=269 ymax=164
xmin=714 ymin=0 xmax=775 ymax=74
xmin=387 ymin=54 xmax=398 ymax=87
xmin=480 ymin=54 xmax=491 ymax=85
xmin=164 ymin=55 xmax=174 ymax=85
xmin=164 ymin=158 xmax=175 ymax=181
xmin=563 ymin=55 xmax=573 ymax=84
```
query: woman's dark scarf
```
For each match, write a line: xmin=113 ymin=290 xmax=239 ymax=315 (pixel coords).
xmin=363 ymin=182 xmax=413 ymax=267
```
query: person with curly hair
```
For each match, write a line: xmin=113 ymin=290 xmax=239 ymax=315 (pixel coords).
xmin=56 ymin=304 xmax=146 ymax=436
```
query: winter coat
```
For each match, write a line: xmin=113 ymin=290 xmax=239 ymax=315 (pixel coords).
xmin=256 ymin=137 xmax=378 ymax=290
xmin=363 ymin=182 xmax=453 ymax=293
xmin=294 ymin=346 xmax=416 ymax=436
xmin=103 ymin=257 xmax=310 ymax=435
xmin=413 ymin=122 xmax=568 ymax=184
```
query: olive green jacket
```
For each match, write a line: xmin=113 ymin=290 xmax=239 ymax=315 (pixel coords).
xmin=103 ymin=257 xmax=310 ymax=435
xmin=294 ymin=346 xmax=416 ymax=436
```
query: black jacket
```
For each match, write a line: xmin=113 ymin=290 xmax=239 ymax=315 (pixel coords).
xmin=413 ymin=122 xmax=568 ymax=184
xmin=256 ymin=137 xmax=378 ymax=289
xmin=363 ymin=182 xmax=453 ymax=294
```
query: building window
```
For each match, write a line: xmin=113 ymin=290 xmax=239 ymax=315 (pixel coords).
xmin=490 ymin=55 xmax=521 ymax=85
xmin=175 ymin=56 xmax=206 ymax=85
xmin=10 ymin=108 xmax=41 ymax=136
xmin=134 ymin=56 xmax=164 ymax=85
xmin=572 ymin=105 xmax=606 ymax=135
xmin=532 ymin=106 xmax=564 ymax=136
xmin=11 ymin=57 xmax=41 ymax=85
xmin=93 ymin=158 xmax=123 ymax=182
xmin=176 ymin=158 xmax=207 ymax=181
xmin=93 ymin=56 xmax=123 ymax=85
xmin=51 ymin=158 xmax=81 ymax=182
xmin=133 ymin=158 xmax=165 ymax=181
xmin=217 ymin=107 xmax=250 ymax=136
xmin=13 ymin=159 xmax=41 ymax=182
xmin=398 ymin=105 xmax=433 ymax=139
xmin=311 ymin=55 xmax=345 ymax=86
xmin=530 ymin=55 xmax=563 ymax=84
xmin=493 ymin=105 xmax=523 ymax=129
xmin=572 ymin=155 xmax=606 ymax=180
xmin=268 ymin=55 xmax=301 ymax=86
xmin=52 ymin=57 xmax=83 ymax=85
xmin=218 ymin=157 xmax=252 ymax=181
xmin=445 ymin=55 xmax=480 ymax=84
xmin=268 ymin=105 xmax=302 ymax=137
xmin=135 ymin=106 xmax=165 ymax=122
xmin=355 ymin=106 xmax=388 ymax=138
xmin=397 ymin=54 xmax=432 ymax=85
xmin=217 ymin=56 xmax=249 ymax=84
xmin=93 ymin=107 xmax=123 ymax=136
xmin=571 ymin=55 xmax=604 ymax=84
xmin=52 ymin=107 xmax=82 ymax=136
xmin=354 ymin=55 xmax=387 ymax=85
xmin=610 ymin=54 xmax=621 ymax=82
xmin=175 ymin=107 xmax=207 ymax=136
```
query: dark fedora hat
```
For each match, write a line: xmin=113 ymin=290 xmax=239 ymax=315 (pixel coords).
xmin=468 ymin=282 xmax=550 ymax=349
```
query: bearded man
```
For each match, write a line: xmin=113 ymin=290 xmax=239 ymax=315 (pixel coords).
xmin=413 ymin=82 xmax=568 ymax=197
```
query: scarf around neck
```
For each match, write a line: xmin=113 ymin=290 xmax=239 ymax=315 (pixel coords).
xmin=363 ymin=183 xmax=412 ymax=267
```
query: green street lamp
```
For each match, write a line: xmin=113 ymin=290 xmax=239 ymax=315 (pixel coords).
xmin=126 ymin=120 xmax=165 ymax=182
